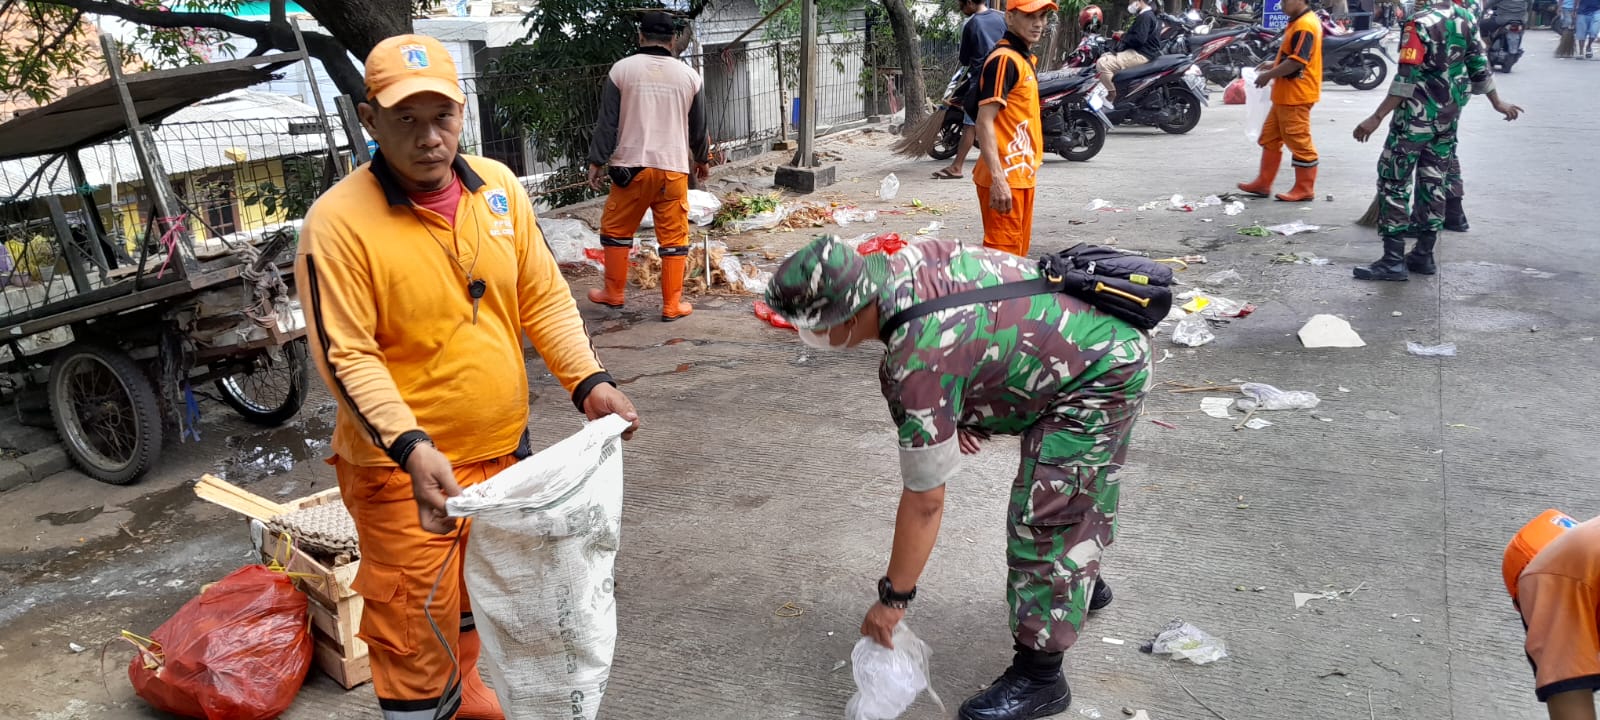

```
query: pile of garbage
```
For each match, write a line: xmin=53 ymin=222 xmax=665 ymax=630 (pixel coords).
xmin=1158 ymin=277 xmax=1257 ymax=349
xmin=633 ymin=240 xmax=771 ymax=295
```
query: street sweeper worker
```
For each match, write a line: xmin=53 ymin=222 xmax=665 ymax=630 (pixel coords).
xmin=1503 ymin=510 xmax=1600 ymax=720
xmin=1236 ymin=0 xmax=1323 ymax=203
xmin=586 ymin=10 xmax=712 ymax=321
xmin=296 ymin=33 xmax=640 ymax=720
xmin=764 ymin=235 xmax=1152 ymax=720
xmin=974 ymin=0 xmax=1056 ymax=257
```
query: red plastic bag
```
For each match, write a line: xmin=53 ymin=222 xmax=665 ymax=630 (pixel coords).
xmin=127 ymin=564 xmax=313 ymax=720
xmin=1223 ymin=79 xmax=1247 ymax=105
xmin=857 ymin=233 xmax=906 ymax=256
xmin=753 ymin=300 xmax=796 ymax=330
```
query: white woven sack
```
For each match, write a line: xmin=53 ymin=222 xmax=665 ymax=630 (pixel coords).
xmin=446 ymin=414 xmax=630 ymax=720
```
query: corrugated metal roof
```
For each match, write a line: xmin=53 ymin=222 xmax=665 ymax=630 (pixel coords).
xmin=1 ymin=90 xmax=349 ymax=199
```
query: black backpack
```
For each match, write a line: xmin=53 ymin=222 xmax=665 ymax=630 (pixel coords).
xmin=879 ymin=244 xmax=1174 ymax=343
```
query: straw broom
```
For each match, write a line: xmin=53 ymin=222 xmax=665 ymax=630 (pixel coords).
xmin=1356 ymin=191 xmax=1382 ymax=227
xmin=892 ymin=105 xmax=951 ymax=158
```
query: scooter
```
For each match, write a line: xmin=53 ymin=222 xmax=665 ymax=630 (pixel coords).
xmin=925 ymin=68 xmax=1114 ymax=162
xmin=1068 ymin=33 xmax=1217 ymax=134
xmin=1320 ymin=27 xmax=1392 ymax=89
xmin=1481 ymin=9 xmax=1525 ymax=72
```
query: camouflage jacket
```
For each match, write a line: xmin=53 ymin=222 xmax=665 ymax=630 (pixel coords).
xmin=1391 ymin=3 xmax=1494 ymax=125
xmin=876 ymin=240 xmax=1140 ymax=490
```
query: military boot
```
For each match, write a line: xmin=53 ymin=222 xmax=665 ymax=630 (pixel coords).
xmin=1443 ymin=197 xmax=1469 ymax=232
xmin=1089 ymin=577 xmax=1113 ymax=612
xmin=1406 ymin=232 xmax=1438 ymax=275
xmin=959 ymin=649 xmax=1072 ymax=720
xmin=1352 ymin=236 xmax=1409 ymax=282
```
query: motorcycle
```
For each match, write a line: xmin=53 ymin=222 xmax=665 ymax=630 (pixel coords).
xmin=1068 ymin=32 xmax=1225 ymax=134
xmin=1481 ymin=9 xmax=1525 ymax=72
xmin=925 ymin=67 xmax=1114 ymax=161
xmin=928 ymin=70 xmax=969 ymax=161
xmin=1318 ymin=27 xmax=1392 ymax=89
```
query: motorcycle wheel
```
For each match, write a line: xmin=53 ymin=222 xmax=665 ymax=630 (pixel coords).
xmin=1058 ymin=110 xmax=1107 ymax=161
xmin=928 ymin=121 xmax=962 ymax=161
xmin=1350 ymin=51 xmax=1388 ymax=91
xmin=1159 ymin=91 xmax=1203 ymax=135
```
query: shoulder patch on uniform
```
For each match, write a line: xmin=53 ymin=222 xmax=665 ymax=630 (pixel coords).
xmin=486 ymin=188 xmax=510 ymax=215
xmin=1399 ymin=24 xmax=1426 ymax=65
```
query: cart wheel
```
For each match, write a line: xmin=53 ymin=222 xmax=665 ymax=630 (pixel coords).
xmin=214 ymin=338 xmax=309 ymax=427
xmin=48 ymin=343 xmax=163 ymax=485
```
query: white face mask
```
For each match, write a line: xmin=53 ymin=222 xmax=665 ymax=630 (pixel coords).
xmin=797 ymin=318 xmax=856 ymax=351
xmin=1128 ymin=2 xmax=1142 ymax=12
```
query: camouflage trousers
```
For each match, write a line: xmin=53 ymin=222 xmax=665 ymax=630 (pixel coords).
xmin=1377 ymin=114 xmax=1459 ymax=237
xmin=1409 ymin=150 xmax=1464 ymax=227
xmin=1009 ymin=331 xmax=1150 ymax=653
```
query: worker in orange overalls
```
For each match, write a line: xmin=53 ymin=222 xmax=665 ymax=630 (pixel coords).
xmin=1237 ymin=0 xmax=1323 ymax=202
xmin=1502 ymin=510 xmax=1600 ymax=720
xmin=586 ymin=10 xmax=711 ymax=321
xmin=296 ymin=34 xmax=640 ymax=720
xmin=973 ymin=0 xmax=1058 ymax=257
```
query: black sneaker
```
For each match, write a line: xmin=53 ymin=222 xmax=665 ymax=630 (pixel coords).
xmin=1089 ymin=577 xmax=1113 ymax=613
xmin=958 ymin=670 xmax=1072 ymax=720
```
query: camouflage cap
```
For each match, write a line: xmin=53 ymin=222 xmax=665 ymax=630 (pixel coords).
xmin=764 ymin=235 xmax=890 ymax=330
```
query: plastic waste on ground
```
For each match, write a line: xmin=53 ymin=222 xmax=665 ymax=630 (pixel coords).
xmin=642 ymin=190 xmax=722 ymax=228
xmin=1223 ymin=201 xmax=1245 ymax=216
xmin=834 ymin=207 xmax=879 ymax=226
xmin=1202 ymin=269 xmax=1243 ymax=286
xmin=1266 ymin=220 xmax=1322 ymax=235
xmin=879 ymin=173 xmax=900 ymax=201
xmin=1085 ymin=198 xmax=1120 ymax=212
xmin=845 ymin=623 xmax=943 ymax=720
xmin=753 ymin=300 xmax=796 ymax=330
xmin=1236 ymin=382 xmax=1321 ymax=411
xmin=1144 ymin=620 xmax=1228 ymax=665
xmin=1200 ymin=296 xmax=1253 ymax=318
xmin=1199 ymin=195 xmax=1223 ymax=207
xmin=539 ymin=218 xmax=604 ymax=267
xmin=727 ymin=205 xmax=791 ymax=234
xmin=858 ymin=233 xmax=907 ymax=256
xmin=917 ymin=221 xmax=943 ymax=236
xmin=127 ymin=564 xmax=313 ymax=720
xmin=1298 ymin=314 xmax=1366 ymax=348
xmin=1406 ymin=341 xmax=1457 ymax=357
xmin=446 ymin=415 xmax=633 ymax=720
xmin=1242 ymin=68 xmax=1272 ymax=142
xmin=1171 ymin=314 xmax=1215 ymax=347
xmin=1200 ymin=397 xmax=1236 ymax=419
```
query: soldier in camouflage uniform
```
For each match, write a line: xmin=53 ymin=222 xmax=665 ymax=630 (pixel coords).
xmin=764 ymin=236 xmax=1151 ymax=720
xmin=1408 ymin=0 xmax=1481 ymax=236
xmin=1351 ymin=0 xmax=1521 ymax=281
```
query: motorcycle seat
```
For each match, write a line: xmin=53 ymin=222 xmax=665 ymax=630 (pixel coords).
xmin=1038 ymin=71 xmax=1093 ymax=96
xmin=1179 ymin=28 xmax=1247 ymax=51
xmin=1113 ymin=54 xmax=1190 ymax=83
xmin=1321 ymin=29 xmax=1384 ymax=50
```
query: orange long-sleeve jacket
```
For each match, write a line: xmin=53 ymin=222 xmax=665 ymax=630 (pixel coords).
xmin=294 ymin=153 xmax=611 ymax=468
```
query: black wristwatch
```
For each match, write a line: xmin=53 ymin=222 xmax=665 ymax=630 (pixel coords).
xmin=877 ymin=576 xmax=917 ymax=609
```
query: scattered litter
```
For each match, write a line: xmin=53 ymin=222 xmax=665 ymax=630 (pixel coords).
xmin=1169 ymin=194 xmax=1193 ymax=212
xmin=1141 ymin=620 xmax=1228 ymax=665
xmin=1325 ymin=193 xmax=1335 ymax=202
xmin=1294 ymin=591 xmax=1339 ymax=608
xmin=1102 ymin=637 xmax=1127 ymax=646
xmin=540 ymin=218 xmax=604 ymax=268
xmin=1181 ymin=296 xmax=1211 ymax=314
xmin=1298 ymin=315 xmax=1366 ymax=348
xmin=1318 ymin=669 xmax=1349 ymax=678
xmin=1273 ymin=251 xmax=1332 ymax=266
xmin=1085 ymin=199 xmax=1126 ymax=212
xmin=1137 ymin=200 xmax=1162 ymax=211
xmin=1338 ymin=386 xmax=1350 ymax=393
xmin=68 ymin=642 xmax=85 ymax=653
xmin=1242 ymin=417 xmax=1273 ymax=430
xmin=916 ymin=221 xmax=943 ymax=236
xmin=879 ymin=173 xmax=900 ymax=201
xmin=1172 ymin=314 xmax=1216 ymax=347
xmin=1391 ymin=311 xmax=1403 ymax=317
xmin=1200 ymin=297 xmax=1252 ymax=318
xmin=1223 ymin=201 xmax=1245 ymax=216
xmin=1200 ymin=397 xmax=1237 ymax=419
xmin=846 ymin=623 xmax=943 ymax=720
xmin=833 ymin=208 xmax=879 ymax=226
xmin=164 ymin=579 xmax=185 ymax=588
xmin=1156 ymin=349 xmax=1172 ymax=364
xmin=1236 ymin=383 xmax=1321 ymax=411
xmin=1266 ymin=220 xmax=1322 ymax=236
xmin=1406 ymin=341 xmax=1457 ymax=357
xmin=1202 ymin=269 xmax=1243 ymax=286
xmin=832 ymin=660 xmax=849 ymax=672
xmin=781 ymin=204 xmax=839 ymax=229
xmin=1199 ymin=195 xmax=1223 ymax=207
xmin=1521 ymin=267 xmax=1556 ymax=279
xmin=1129 ymin=712 xmax=1151 ymax=720
xmin=1079 ymin=708 xmax=1105 ymax=719
xmin=1151 ymin=419 xmax=1179 ymax=430
xmin=645 ymin=189 xmax=722 ymax=228
xmin=1237 ymin=224 xmax=1270 ymax=237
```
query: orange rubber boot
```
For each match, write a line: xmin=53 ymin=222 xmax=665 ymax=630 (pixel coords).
xmin=457 ymin=627 xmax=504 ymax=720
xmin=1275 ymin=165 xmax=1318 ymax=202
xmin=1237 ymin=148 xmax=1282 ymax=198
xmin=586 ymin=246 xmax=630 ymax=308
xmin=660 ymin=254 xmax=693 ymax=321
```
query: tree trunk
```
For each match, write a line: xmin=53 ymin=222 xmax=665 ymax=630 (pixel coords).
xmin=296 ymin=0 xmax=414 ymax=97
xmin=879 ymin=0 xmax=925 ymax=132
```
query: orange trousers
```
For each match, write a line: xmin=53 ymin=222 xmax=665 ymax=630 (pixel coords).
xmin=599 ymin=167 xmax=691 ymax=251
xmin=978 ymin=184 xmax=1036 ymax=257
xmin=1259 ymin=103 xmax=1319 ymax=167
xmin=336 ymin=454 xmax=516 ymax=716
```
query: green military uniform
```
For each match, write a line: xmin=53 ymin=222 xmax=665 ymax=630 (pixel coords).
xmin=766 ymin=236 xmax=1152 ymax=654
xmin=1379 ymin=2 xmax=1494 ymax=237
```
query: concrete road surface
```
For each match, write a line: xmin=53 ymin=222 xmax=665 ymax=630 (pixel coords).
xmin=1 ymin=30 xmax=1594 ymax=720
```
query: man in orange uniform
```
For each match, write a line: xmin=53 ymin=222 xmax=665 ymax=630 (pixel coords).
xmin=973 ymin=0 xmax=1057 ymax=257
xmin=586 ymin=10 xmax=711 ymax=321
xmin=1504 ymin=510 xmax=1600 ymax=720
xmin=296 ymin=34 xmax=640 ymax=720
xmin=1237 ymin=0 xmax=1323 ymax=202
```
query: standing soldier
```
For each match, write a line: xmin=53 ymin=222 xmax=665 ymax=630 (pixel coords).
xmin=764 ymin=236 xmax=1152 ymax=720
xmin=1350 ymin=0 xmax=1521 ymax=282
xmin=586 ymin=10 xmax=711 ymax=321
xmin=974 ymin=0 xmax=1057 ymax=257
xmin=1236 ymin=0 xmax=1323 ymax=202
xmin=1409 ymin=0 xmax=1483 ymax=237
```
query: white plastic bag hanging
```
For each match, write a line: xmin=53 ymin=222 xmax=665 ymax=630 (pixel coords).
xmin=446 ymin=415 xmax=632 ymax=720
xmin=1241 ymin=69 xmax=1272 ymax=143
xmin=845 ymin=624 xmax=943 ymax=720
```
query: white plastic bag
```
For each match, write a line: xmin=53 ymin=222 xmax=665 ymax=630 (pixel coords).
xmin=1236 ymin=382 xmax=1321 ymax=410
xmin=1241 ymin=69 xmax=1271 ymax=143
xmin=879 ymin=174 xmax=900 ymax=201
xmin=1171 ymin=314 xmax=1215 ymax=347
xmin=446 ymin=415 xmax=632 ymax=720
xmin=538 ymin=218 xmax=603 ymax=267
xmin=1149 ymin=621 xmax=1228 ymax=665
xmin=640 ymin=189 xmax=722 ymax=229
xmin=846 ymin=624 xmax=943 ymax=720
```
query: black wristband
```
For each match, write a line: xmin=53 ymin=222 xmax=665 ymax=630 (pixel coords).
xmin=389 ymin=430 xmax=433 ymax=469
xmin=878 ymin=576 xmax=916 ymax=609
xmin=572 ymin=371 xmax=618 ymax=412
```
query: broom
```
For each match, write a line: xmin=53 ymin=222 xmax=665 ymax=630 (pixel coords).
xmin=1356 ymin=192 xmax=1382 ymax=227
xmin=892 ymin=105 xmax=950 ymax=158
xmin=1556 ymin=24 xmax=1577 ymax=58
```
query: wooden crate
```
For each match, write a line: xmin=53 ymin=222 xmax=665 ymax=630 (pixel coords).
xmin=256 ymin=487 xmax=371 ymax=689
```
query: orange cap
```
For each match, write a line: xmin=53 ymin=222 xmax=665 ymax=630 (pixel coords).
xmin=1502 ymin=509 xmax=1578 ymax=600
xmin=364 ymin=34 xmax=466 ymax=107
xmin=1010 ymin=0 xmax=1060 ymax=12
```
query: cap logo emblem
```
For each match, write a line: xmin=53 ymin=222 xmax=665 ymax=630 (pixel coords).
xmin=401 ymin=44 xmax=430 ymax=70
